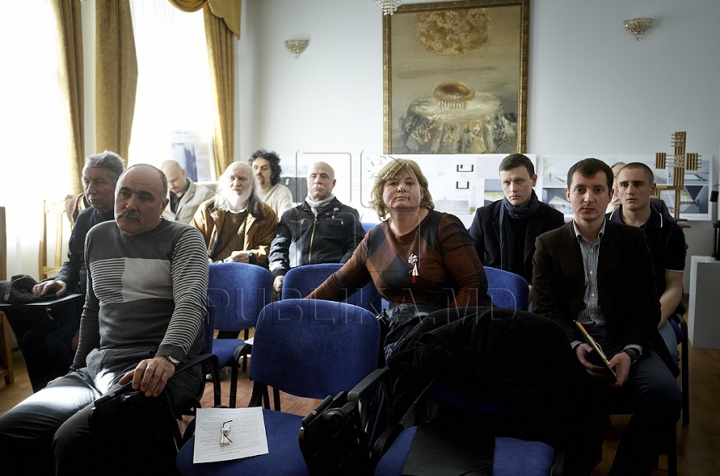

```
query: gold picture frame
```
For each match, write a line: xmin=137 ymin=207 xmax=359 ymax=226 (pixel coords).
xmin=383 ymin=0 xmax=530 ymax=154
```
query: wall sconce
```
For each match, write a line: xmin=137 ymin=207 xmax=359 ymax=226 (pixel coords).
xmin=623 ymin=18 xmax=654 ymax=41
xmin=284 ymin=40 xmax=309 ymax=58
xmin=376 ymin=0 xmax=402 ymax=15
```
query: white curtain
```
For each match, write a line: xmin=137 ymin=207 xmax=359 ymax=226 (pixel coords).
xmin=128 ymin=0 xmax=215 ymax=180
xmin=0 ymin=0 xmax=71 ymax=278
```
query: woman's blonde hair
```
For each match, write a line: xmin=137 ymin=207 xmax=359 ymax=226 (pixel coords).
xmin=369 ymin=158 xmax=434 ymax=219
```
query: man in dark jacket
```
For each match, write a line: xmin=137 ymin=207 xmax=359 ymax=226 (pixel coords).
xmin=7 ymin=151 xmax=125 ymax=391
xmin=532 ymin=158 xmax=681 ymax=476
xmin=269 ymin=161 xmax=365 ymax=294
xmin=469 ymin=153 xmax=564 ymax=284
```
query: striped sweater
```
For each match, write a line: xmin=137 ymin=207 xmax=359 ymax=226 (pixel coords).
xmin=73 ymin=219 xmax=209 ymax=368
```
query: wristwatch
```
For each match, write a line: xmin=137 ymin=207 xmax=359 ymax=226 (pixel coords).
xmin=164 ymin=355 xmax=180 ymax=366
xmin=248 ymin=251 xmax=257 ymax=265
xmin=622 ymin=348 xmax=639 ymax=365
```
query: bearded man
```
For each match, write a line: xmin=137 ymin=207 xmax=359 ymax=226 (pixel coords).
xmin=190 ymin=162 xmax=277 ymax=268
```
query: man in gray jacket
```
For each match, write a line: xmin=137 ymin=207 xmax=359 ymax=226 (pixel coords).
xmin=161 ymin=159 xmax=214 ymax=223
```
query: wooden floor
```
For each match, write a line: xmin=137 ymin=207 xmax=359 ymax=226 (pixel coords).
xmin=1 ymin=343 xmax=719 ymax=475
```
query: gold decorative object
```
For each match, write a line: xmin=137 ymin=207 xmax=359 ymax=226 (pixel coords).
xmin=655 ymin=131 xmax=701 ymax=220
xmin=284 ymin=40 xmax=309 ymax=58
xmin=376 ymin=0 xmax=402 ymax=16
xmin=624 ymin=18 xmax=653 ymax=40
xmin=433 ymin=82 xmax=475 ymax=110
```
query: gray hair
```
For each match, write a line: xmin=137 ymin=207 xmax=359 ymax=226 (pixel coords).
xmin=83 ymin=151 xmax=126 ymax=183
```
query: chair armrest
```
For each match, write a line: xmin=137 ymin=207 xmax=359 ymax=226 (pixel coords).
xmin=348 ymin=368 xmax=388 ymax=403
xmin=232 ymin=342 xmax=253 ymax=362
xmin=176 ymin=353 xmax=222 ymax=407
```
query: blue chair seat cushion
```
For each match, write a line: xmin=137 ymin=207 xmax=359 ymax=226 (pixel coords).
xmin=177 ymin=410 xmax=310 ymax=476
xmin=374 ymin=425 xmax=554 ymax=476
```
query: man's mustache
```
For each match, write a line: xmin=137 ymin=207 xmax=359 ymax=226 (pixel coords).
xmin=117 ymin=210 xmax=141 ymax=221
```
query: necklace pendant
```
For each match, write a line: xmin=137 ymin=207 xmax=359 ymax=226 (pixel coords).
xmin=408 ymin=253 xmax=419 ymax=283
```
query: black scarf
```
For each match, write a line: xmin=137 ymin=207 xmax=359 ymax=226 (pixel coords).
xmin=499 ymin=189 xmax=540 ymax=270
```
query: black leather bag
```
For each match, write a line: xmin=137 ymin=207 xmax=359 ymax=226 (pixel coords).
xmin=299 ymin=391 xmax=371 ymax=476
xmin=89 ymin=382 xmax=179 ymax=471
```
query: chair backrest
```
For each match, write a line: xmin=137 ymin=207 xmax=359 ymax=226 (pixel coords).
xmin=250 ymin=299 xmax=380 ymax=400
xmin=39 ymin=198 xmax=72 ymax=280
xmin=362 ymin=222 xmax=377 ymax=233
xmin=282 ymin=263 xmax=383 ymax=313
xmin=208 ymin=262 xmax=272 ymax=332
xmin=483 ymin=266 xmax=529 ymax=312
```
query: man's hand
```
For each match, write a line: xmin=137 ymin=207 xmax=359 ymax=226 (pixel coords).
xmin=273 ymin=275 xmax=285 ymax=293
xmin=223 ymin=251 xmax=251 ymax=263
xmin=607 ymin=351 xmax=633 ymax=389
xmin=32 ymin=279 xmax=67 ymax=297
xmin=575 ymin=343 xmax=615 ymax=381
xmin=118 ymin=356 xmax=176 ymax=397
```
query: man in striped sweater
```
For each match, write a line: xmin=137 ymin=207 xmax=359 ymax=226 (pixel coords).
xmin=0 ymin=164 xmax=209 ymax=475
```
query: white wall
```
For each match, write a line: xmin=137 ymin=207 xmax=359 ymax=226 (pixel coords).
xmin=236 ymin=0 xmax=720 ymax=289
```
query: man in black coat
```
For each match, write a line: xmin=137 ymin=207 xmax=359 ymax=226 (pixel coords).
xmin=469 ymin=153 xmax=564 ymax=284
xmin=269 ymin=161 xmax=365 ymax=295
xmin=7 ymin=151 xmax=124 ymax=391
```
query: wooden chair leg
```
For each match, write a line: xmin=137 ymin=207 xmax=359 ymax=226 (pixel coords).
xmin=0 ymin=312 xmax=14 ymax=384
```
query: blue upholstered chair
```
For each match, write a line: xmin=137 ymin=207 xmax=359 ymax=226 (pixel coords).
xmin=175 ymin=299 xmax=381 ymax=476
xmin=371 ymin=268 xmax=560 ymax=475
xmin=282 ymin=263 xmax=383 ymax=314
xmin=483 ymin=266 xmax=529 ymax=312
xmin=207 ymin=262 xmax=272 ymax=407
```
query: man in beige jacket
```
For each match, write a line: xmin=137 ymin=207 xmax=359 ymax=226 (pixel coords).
xmin=190 ymin=162 xmax=277 ymax=268
xmin=160 ymin=159 xmax=214 ymax=224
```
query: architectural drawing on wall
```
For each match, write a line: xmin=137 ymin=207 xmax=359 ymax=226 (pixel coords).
xmin=537 ymin=154 xmax=713 ymax=221
xmin=170 ymin=130 xmax=215 ymax=182
xmin=359 ymin=153 xmax=536 ymax=227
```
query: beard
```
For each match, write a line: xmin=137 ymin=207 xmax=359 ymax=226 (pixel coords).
xmin=216 ymin=183 xmax=253 ymax=213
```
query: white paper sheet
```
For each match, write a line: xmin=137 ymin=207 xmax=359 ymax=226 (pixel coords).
xmin=193 ymin=407 xmax=268 ymax=463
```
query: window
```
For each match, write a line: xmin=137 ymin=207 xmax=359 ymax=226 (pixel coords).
xmin=0 ymin=0 xmax=70 ymax=276
xmin=129 ymin=0 xmax=215 ymax=180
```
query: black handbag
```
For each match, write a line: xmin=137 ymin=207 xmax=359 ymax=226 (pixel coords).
xmin=299 ymin=391 xmax=372 ymax=476
xmin=89 ymin=382 xmax=179 ymax=471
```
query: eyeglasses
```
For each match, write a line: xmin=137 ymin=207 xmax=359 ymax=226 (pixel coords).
xmin=220 ymin=420 xmax=233 ymax=446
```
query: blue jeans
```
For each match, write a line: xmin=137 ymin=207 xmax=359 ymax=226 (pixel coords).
xmin=658 ymin=318 xmax=680 ymax=365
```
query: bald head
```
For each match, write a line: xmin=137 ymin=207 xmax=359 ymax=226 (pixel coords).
xmin=160 ymin=160 xmax=187 ymax=196
xmin=307 ymin=162 xmax=336 ymax=201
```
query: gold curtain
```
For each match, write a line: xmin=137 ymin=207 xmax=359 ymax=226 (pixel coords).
xmin=51 ymin=0 xmax=85 ymax=194
xmin=168 ymin=0 xmax=241 ymax=38
xmin=168 ymin=0 xmax=239 ymax=176
xmin=203 ymin=3 xmax=235 ymax=175
xmin=95 ymin=0 xmax=137 ymax=164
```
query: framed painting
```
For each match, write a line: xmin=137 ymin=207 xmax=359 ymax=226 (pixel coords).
xmin=383 ymin=0 xmax=530 ymax=155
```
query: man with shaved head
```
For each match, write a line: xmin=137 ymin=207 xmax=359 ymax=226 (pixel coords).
xmin=0 ymin=164 xmax=209 ymax=474
xmin=160 ymin=159 xmax=214 ymax=224
xmin=269 ymin=161 xmax=365 ymax=294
